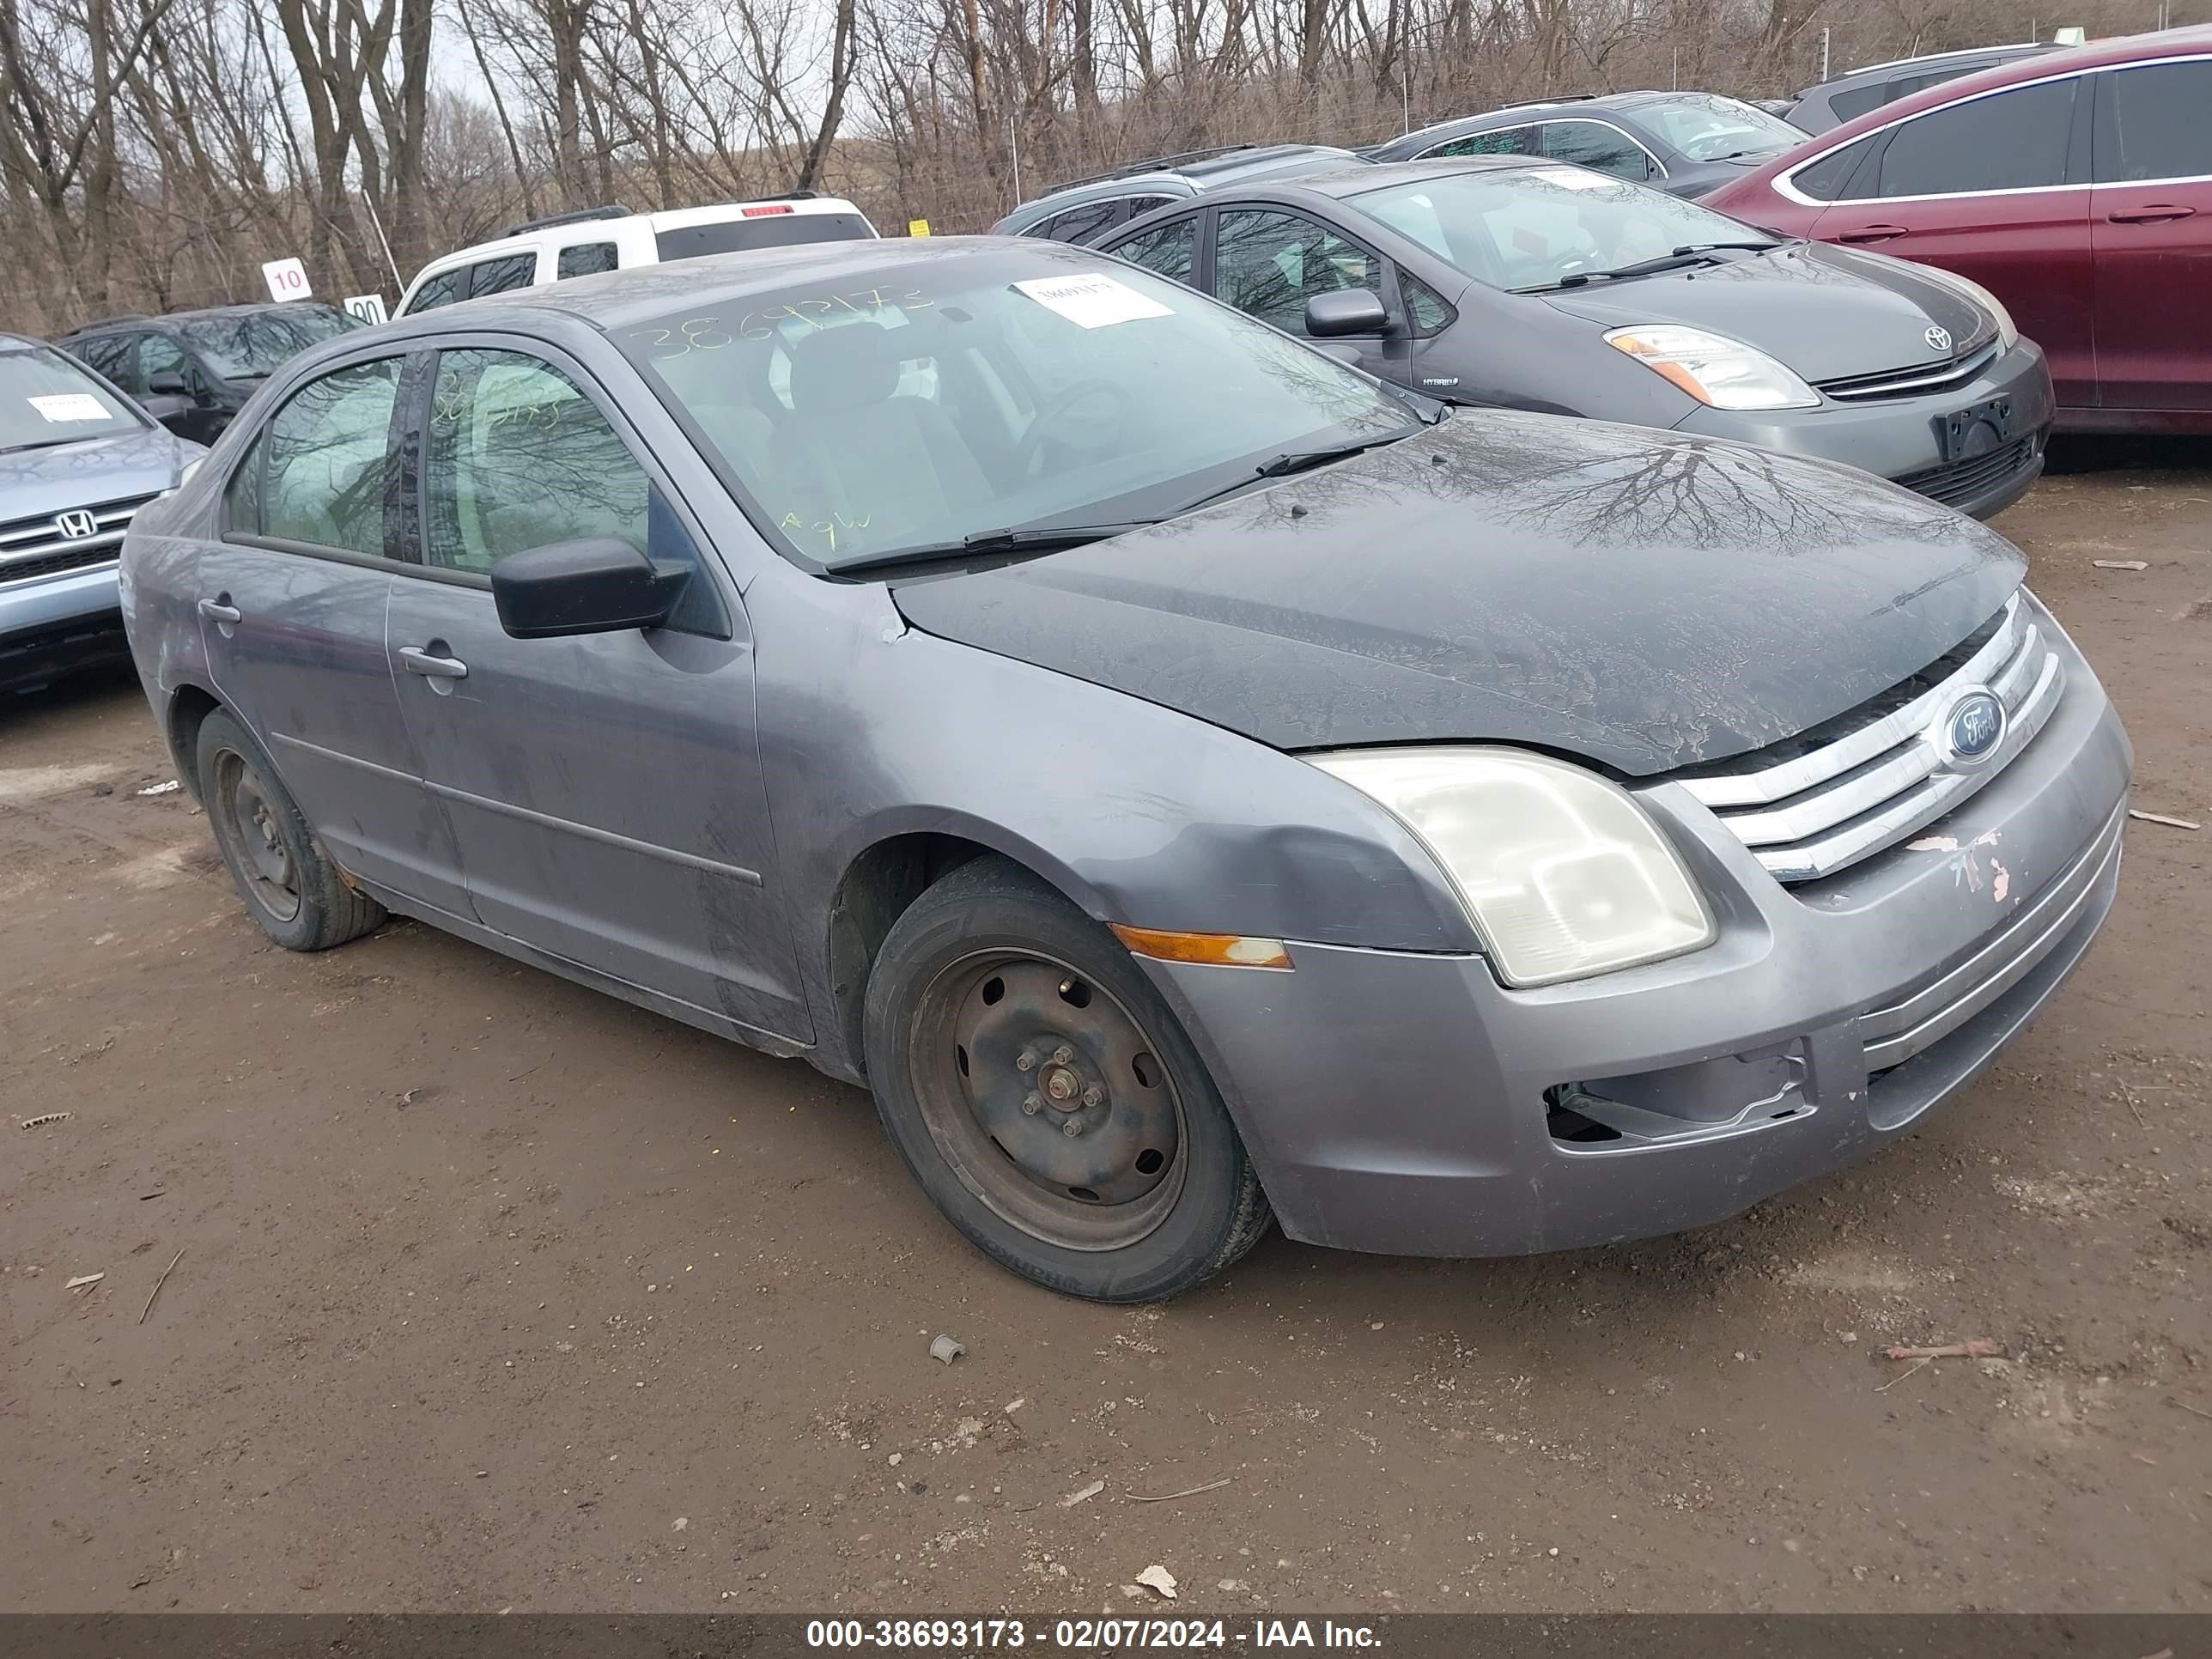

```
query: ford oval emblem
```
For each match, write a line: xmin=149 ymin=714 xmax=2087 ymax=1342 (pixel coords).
xmin=1924 ymin=324 xmax=1952 ymax=353
xmin=1942 ymin=689 xmax=2006 ymax=766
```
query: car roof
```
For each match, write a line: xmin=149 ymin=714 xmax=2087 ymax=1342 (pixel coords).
xmin=1019 ymin=143 xmax=1358 ymax=210
xmin=65 ymin=301 xmax=338 ymax=337
xmin=1802 ymin=22 xmax=2212 ymax=143
xmin=1821 ymin=40 xmax=2051 ymax=83
xmin=1243 ymin=155 xmax=1553 ymax=199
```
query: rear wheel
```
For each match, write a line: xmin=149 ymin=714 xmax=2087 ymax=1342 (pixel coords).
xmin=196 ymin=708 xmax=383 ymax=951
xmin=864 ymin=856 xmax=1272 ymax=1302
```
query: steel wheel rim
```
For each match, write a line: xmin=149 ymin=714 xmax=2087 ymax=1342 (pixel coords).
xmin=909 ymin=949 xmax=1188 ymax=1252
xmin=213 ymin=749 xmax=301 ymax=924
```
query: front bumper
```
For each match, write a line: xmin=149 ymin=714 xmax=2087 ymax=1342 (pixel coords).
xmin=1674 ymin=340 xmax=2054 ymax=520
xmin=0 ymin=563 xmax=126 ymax=691
xmin=1140 ymin=618 xmax=2130 ymax=1258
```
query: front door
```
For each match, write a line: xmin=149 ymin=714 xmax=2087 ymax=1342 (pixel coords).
xmin=386 ymin=343 xmax=808 ymax=1042
xmin=1810 ymin=74 xmax=2098 ymax=409
xmin=1208 ymin=208 xmax=1400 ymax=382
xmin=198 ymin=351 xmax=471 ymax=915
xmin=2087 ymin=58 xmax=2212 ymax=414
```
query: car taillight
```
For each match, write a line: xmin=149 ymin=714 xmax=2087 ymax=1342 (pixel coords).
xmin=741 ymin=204 xmax=795 ymax=217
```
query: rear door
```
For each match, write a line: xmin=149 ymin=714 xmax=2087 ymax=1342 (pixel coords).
xmin=198 ymin=350 xmax=471 ymax=915
xmin=2087 ymin=57 xmax=2212 ymax=415
xmin=1809 ymin=72 xmax=2096 ymax=406
xmin=384 ymin=339 xmax=806 ymax=1041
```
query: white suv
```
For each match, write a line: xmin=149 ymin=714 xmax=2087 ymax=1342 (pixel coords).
xmin=397 ymin=197 xmax=878 ymax=317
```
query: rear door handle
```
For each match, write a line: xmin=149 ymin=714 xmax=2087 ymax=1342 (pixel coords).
xmin=2106 ymin=204 xmax=2196 ymax=223
xmin=1837 ymin=223 xmax=1909 ymax=243
xmin=198 ymin=599 xmax=241 ymax=625
xmin=398 ymin=645 xmax=469 ymax=680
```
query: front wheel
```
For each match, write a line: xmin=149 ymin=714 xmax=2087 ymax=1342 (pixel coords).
xmin=863 ymin=857 xmax=1272 ymax=1302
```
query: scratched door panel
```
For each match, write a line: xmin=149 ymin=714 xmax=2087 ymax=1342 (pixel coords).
xmin=385 ymin=575 xmax=809 ymax=1040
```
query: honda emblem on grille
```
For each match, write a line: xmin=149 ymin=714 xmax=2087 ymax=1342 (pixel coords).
xmin=1924 ymin=325 xmax=1952 ymax=353
xmin=53 ymin=508 xmax=99 ymax=539
xmin=1938 ymin=689 xmax=2007 ymax=767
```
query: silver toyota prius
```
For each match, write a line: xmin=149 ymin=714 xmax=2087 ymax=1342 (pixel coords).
xmin=118 ymin=237 xmax=2130 ymax=1302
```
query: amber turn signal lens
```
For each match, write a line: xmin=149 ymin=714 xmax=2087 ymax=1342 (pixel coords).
xmin=1109 ymin=925 xmax=1292 ymax=970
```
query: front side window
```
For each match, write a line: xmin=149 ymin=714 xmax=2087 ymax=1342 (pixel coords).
xmin=1352 ymin=167 xmax=1774 ymax=292
xmin=178 ymin=307 xmax=358 ymax=380
xmin=258 ymin=357 xmax=403 ymax=556
xmin=1870 ymin=78 xmax=2078 ymax=197
xmin=2096 ymin=60 xmax=2212 ymax=183
xmin=0 ymin=344 xmax=144 ymax=450
xmin=1427 ymin=124 xmax=1536 ymax=161
xmin=405 ymin=270 xmax=463 ymax=315
xmin=1109 ymin=215 xmax=1199 ymax=284
xmin=1212 ymin=210 xmax=1382 ymax=335
xmin=422 ymin=349 xmax=721 ymax=632
xmin=557 ymin=241 xmax=621 ymax=278
xmin=469 ymin=254 xmax=538 ymax=298
xmin=138 ymin=332 xmax=192 ymax=391
xmin=618 ymin=250 xmax=1412 ymax=568
xmin=1540 ymin=121 xmax=1654 ymax=181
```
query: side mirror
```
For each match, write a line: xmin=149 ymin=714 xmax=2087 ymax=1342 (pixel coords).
xmin=1305 ymin=289 xmax=1389 ymax=338
xmin=147 ymin=370 xmax=190 ymax=396
xmin=489 ymin=536 xmax=690 ymax=640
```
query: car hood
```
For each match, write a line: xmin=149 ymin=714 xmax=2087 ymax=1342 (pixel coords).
xmin=0 ymin=425 xmax=185 ymax=521
xmin=1542 ymin=240 xmax=1992 ymax=384
xmin=888 ymin=410 xmax=2024 ymax=777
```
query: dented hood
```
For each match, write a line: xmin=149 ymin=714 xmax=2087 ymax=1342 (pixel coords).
xmin=889 ymin=410 xmax=2025 ymax=776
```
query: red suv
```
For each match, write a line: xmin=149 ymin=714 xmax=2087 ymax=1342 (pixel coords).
xmin=1705 ymin=27 xmax=2212 ymax=434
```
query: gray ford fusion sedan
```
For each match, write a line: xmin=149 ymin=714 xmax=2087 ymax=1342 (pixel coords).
xmin=119 ymin=237 xmax=2130 ymax=1302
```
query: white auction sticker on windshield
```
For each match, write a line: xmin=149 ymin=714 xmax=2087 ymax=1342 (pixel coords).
xmin=1533 ymin=167 xmax=1615 ymax=190
xmin=1012 ymin=272 xmax=1173 ymax=329
xmin=29 ymin=393 xmax=109 ymax=422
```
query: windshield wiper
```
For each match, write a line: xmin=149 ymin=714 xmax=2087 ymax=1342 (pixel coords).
xmin=0 ymin=436 xmax=90 ymax=455
xmin=1170 ymin=421 xmax=1431 ymax=515
xmin=1525 ymin=241 xmax=1778 ymax=291
xmin=823 ymin=520 xmax=1152 ymax=575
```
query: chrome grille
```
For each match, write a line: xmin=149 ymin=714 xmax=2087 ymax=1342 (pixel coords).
xmin=1816 ymin=341 xmax=1998 ymax=402
xmin=0 ymin=493 xmax=155 ymax=586
xmin=1674 ymin=592 xmax=2063 ymax=883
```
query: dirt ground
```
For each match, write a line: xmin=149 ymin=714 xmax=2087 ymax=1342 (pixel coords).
xmin=4 ymin=444 xmax=2209 ymax=1618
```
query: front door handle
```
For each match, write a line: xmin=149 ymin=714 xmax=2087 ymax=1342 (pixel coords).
xmin=398 ymin=645 xmax=469 ymax=680
xmin=198 ymin=598 xmax=241 ymax=625
xmin=1837 ymin=223 xmax=1909 ymax=243
xmin=2106 ymin=204 xmax=2196 ymax=223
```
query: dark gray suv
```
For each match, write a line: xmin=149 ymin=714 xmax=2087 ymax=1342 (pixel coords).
xmin=991 ymin=142 xmax=1366 ymax=241
xmin=121 ymin=239 xmax=2129 ymax=1301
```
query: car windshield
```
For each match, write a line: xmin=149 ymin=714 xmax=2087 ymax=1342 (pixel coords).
xmin=618 ymin=249 xmax=1416 ymax=568
xmin=1638 ymin=94 xmax=1808 ymax=161
xmin=177 ymin=307 xmax=362 ymax=380
xmin=1352 ymin=167 xmax=1777 ymax=292
xmin=0 ymin=344 xmax=142 ymax=452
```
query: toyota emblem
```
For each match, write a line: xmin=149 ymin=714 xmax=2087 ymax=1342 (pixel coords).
xmin=1924 ymin=325 xmax=1952 ymax=354
xmin=53 ymin=508 xmax=99 ymax=539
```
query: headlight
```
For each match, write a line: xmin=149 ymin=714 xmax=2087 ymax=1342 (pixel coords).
xmin=1310 ymin=746 xmax=1716 ymax=988
xmin=1604 ymin=324 xmax=1820 ymax=410
xmin=1897 ymin=262 xmax=2018 ymax=352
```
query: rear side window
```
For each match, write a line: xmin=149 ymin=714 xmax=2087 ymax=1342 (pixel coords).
xmin=1540 ymin=120 xmax=1655 ymax=181
xmin=259 ymin=357 xmax=403 ymax=556
xmin=469 ymin=253 xmax=537 ymax=297
xmin=1034 ymin=199 xmax=1127 ymax=244
xmin=556 ymin=242 xmax=620 ymax=278
xmin=2095 ymin=60 xmax=2212 ymax=183
xmin=404 ymin=270 xmax=462 ymax=315
xmin=422 ymin=348 xmax=722 ymax=634
xmin=1791 ymin=135 xmax=1880 ymax=200
xmin=654 ymin=214 xmax=872 ymax=259
xmin=1109 ymin=215 xmax=1199 ymax=284
xmin=1427 ymin=125 xmax=1537 ymax=160
xmin=1870 ymin=78 xmax=2078 ymax=197
xmin=1825 ymin=84 xmax=1889 ymax=124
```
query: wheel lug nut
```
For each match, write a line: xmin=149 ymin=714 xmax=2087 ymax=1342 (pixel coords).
xmin=1082 ymin=1085 xmax=1103 ymax=1107
xmin=1015 ymin=1050 xmax=1036 ymax=1072
xmin=1061 ymin=1118 xmax=1083 ymax=1137
xmin=1021 ymin=1092 xmax=1042 ymax=1115
xmin=1052 ymin=1044 xmax=1073 ymax=1066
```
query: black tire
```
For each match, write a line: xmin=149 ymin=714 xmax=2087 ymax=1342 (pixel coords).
xmin=195 ymin=708 xmax=384 ymax=951
xmin=863 ymin=855 xmax=1272 ymax=1302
